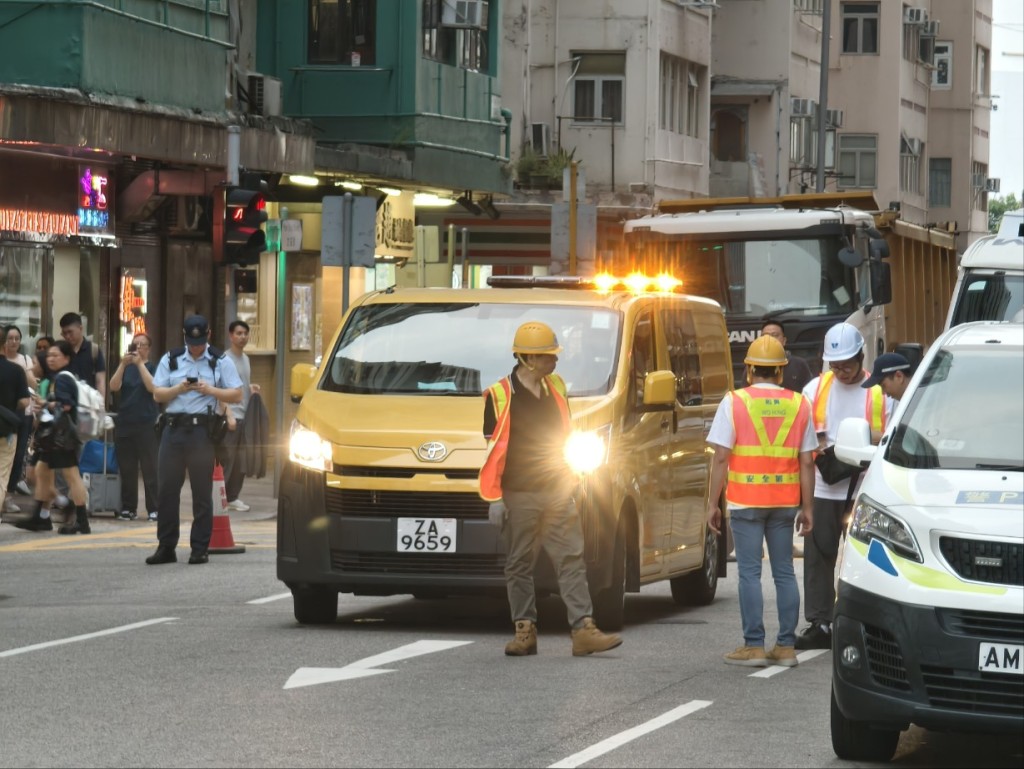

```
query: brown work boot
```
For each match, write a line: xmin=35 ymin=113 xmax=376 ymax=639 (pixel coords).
xmin=571 ymin=617 xmax=622 ymax=656
xmin=504 ymin=619 xmax=538 ymax=656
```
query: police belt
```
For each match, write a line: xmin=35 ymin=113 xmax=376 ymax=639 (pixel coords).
xmin=165 ymin=413 xmax=212 ymax=428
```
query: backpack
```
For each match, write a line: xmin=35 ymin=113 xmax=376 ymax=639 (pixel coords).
xmin=57 ymin=370 xmax=111 ymax=441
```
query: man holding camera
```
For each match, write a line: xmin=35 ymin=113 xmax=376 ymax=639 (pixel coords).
xmin=145 ymin=315 xmax=242 ymax=566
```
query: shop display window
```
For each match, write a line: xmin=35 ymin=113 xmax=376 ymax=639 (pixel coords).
xmin=0 ymin=244 xmax=46 ymax=349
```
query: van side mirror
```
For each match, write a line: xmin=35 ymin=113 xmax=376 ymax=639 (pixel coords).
xmin=290 ymin=363 xmax=318 ymax=403
xmin=641 ymin=370 xmax=677 ymax=410
xmin=834 ymin=417 xmax=875 ymax=467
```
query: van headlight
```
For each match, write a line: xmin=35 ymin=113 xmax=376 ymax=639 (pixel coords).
xmin=848 ymin=495 xmax=922 ymax=562
xmin=565 ymin=425 xmax=611 ymax=475
xmin=289 ymin=420 xmax=332 ymax=472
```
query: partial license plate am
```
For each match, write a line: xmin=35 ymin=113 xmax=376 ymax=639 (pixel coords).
xmin=396 ymin=518 xmax=457 ymax=553
xmin=978 ymin=642 xmax=1023 ymax=675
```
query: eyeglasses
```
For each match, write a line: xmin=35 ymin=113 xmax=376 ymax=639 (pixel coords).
xmin=828 ymin=361 xmax=860 ymax=374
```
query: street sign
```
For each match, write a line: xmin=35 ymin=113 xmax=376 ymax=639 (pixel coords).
xmin=281 ymin=219 xmax=303 ymax=252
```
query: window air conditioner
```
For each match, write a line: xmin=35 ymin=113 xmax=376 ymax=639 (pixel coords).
xmin=971 ymin=173 xmax=986 ymax=189
xmin=904 ymin=7 xmax=927 ymax=24
xmin=247 ymin=74 xmax=282 ymax=117
xmin=791 ymin=97 xmax=813 ymax=117
xmin=826 ymin=108 xmax=844 ymax=128
xmin=441 ymin=0 xmax=489 ymax=29
xmin=921 ymin=20 xmax=939 ymax=37
xmin=985 ymin=177 xmax=1001 ymax=194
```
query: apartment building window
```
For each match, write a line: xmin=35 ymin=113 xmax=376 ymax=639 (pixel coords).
xmin=933 ymin=42 xmax=952 ymax=88
xmin=790 ymin=117 xmax=814 ymax=167
xmin=572 ymin=53 xmax=625 ymax=125
xmin=976 ymin=45 xmax=989 ymax=96
xmin=309 ymin=0 xmax=377 ymax=65
xmin=422 ymin=0 xmax=451 ymax=62
xmin=458 ymin=27 xmax=488 ymax=72
xmin=659 ymin=54 xmax=702 ymax=137
xmin=902 ymin=19 xmax=920 ymax=63
xmin=838 ymin=134 xmax=877 ymax=188
xmin=711 ymin=107 xmax=747 ymax=162
xmin=841 ymin=3 xmax=879 ymax=54
xmin=972 ymin=161 xmax=989 ymax=211
xmin=929 ymin=158 xmax=952 ymax=207
xmin=686 ymin=69 xmax=700 ymax=136
xmin=899 ymin=137 xmax=922 ymax=195
xmin=421 ymin=0 xmax=489 ymax=72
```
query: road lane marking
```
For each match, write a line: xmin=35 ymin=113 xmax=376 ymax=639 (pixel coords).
xmin=247 ymin=592 xmax=291 ymax=604
xmin=748 ymin=649 xmax=829 ymax=677
xmin=285 ymin=639 xmax=474 ymax=689
xmin=0 ymin=617 xmax=178 ymax=658
xmin=548 ymin=700 xmax=713 ymax=768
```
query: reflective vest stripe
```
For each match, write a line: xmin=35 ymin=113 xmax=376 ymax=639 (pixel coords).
xmin=727 ymin=388 xmax=808 ymax=507
xmin=812 ymin=371 xmax=886 ymax=435
xmin=727 ymin=471 xmax=802 ymax=485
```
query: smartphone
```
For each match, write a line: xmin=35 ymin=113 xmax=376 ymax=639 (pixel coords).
xmin=186 ymin=376 xmax=199 ymax=385
xmin=128 ymin=343 xmax=137 ymax=353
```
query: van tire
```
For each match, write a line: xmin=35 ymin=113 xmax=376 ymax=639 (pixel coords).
xmin=592 ymin=515 xmax=628 ymax=631
xmin=830 ymin=685 xmax=900 ymax=761
xmin=293 ymin=587 xmax=338 ymax=624
xmin=670 ymin=525 xmax=719 ymax=606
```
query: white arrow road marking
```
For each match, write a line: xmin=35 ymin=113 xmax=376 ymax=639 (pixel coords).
xmin=549 ymin=700 xmax=713 ymax=768
xmin=284 ymin=639 xmax=473 ymax=689
xmin=246 ymin=592 xmax=291 ymax=604
xmin=0 ymin=617 xmax=178 ymax=658
xmin=749 ymin=649 xmax=829 ymax=678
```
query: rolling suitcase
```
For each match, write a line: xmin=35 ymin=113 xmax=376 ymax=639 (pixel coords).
xmin=79 ymin=433 xmax=121 ymax=516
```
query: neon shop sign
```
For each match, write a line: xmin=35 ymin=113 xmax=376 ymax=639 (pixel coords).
xmin=79 ymin=167 xmax=112 ymax=231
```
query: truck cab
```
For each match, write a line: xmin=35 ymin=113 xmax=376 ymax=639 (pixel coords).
xmin=945 ymin=209 xmax=1024 ymax=329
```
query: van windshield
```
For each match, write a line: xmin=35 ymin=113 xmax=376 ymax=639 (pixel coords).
xmin=950 ymin=273 xmax=1024 ymax=326
xmin=886 ymin=347 xmax=1024 ymax=470
xmin=323 ymin=302 xmax=622 ymax=396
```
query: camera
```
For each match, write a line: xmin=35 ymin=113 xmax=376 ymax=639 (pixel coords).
xmin=186 ymin=376 xmax=199 ymax=385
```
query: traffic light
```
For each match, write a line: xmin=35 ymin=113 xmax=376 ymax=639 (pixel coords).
xmin=221 ymin=186 xmax=268 ymax=265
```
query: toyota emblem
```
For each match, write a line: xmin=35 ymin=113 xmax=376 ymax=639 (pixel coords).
xmin=417 ymin=441 xmax=448 ymax=462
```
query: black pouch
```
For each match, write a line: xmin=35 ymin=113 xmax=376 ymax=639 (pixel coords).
xmin=814 ymin=445 xmax=857 ymax=485
xmin=208 ymin=413 xmax=229 ymax=443
xmin=154 ymin=413 xmax=167 ymax=439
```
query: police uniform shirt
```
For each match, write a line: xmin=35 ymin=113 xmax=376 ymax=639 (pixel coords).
xmin=153 ymin=345 xmax=243 ymax=415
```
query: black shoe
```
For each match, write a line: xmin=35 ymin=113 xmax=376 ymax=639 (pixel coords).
xmin=75 ymin=511 xmax=91 ymax=535
xmin=57 ymin=524 xmax=79 ymax=535
xmin=14 ymin=516 xmax=54 ymax=532
xmin=146 ymin=546 xmax=177 ymax=565
xmin=795 ymin=623 xmax=832 ymax=650
xmin=188 ymin=550 xmax=209 ymax=565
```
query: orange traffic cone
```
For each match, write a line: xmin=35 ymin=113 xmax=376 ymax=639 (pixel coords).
xmin=208 ymin=462 xmax=245 ymax=554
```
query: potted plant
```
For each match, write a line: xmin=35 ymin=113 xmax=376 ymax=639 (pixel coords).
xmin=542 ymin=147 xmax=576 ymax=189
xmin=516 ymin=147 xmax=544 ymax=188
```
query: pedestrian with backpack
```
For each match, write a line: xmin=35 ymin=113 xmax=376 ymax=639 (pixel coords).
xmin=59 ymin=312 xmax=106 ymax=397
xmin=14 ymin=341 xmax=91 ymax=535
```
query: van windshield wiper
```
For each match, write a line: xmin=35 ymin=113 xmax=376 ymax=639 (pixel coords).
xmin=761 ymin=305 xmax=825 ymax=321
xmin=975 ymin=463 xmax=1024 ymax=471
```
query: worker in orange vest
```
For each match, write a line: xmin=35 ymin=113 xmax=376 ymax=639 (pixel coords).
xmin=706 ymin=335 xmax=817 ymax=668
xmin=480 ymin=321 xmax=622 ymax=658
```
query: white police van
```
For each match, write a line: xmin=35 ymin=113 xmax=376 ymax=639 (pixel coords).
xmin=830 ymin=320 xmax=1023 ymax=761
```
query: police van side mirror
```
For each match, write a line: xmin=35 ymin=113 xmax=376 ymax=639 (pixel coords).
xmin=834 ymin=417 xmax=875 ymax=468
xmin=640 ymin=370 xmax=677 ymax=411
xmin=290 ymin=364 xmax=318 ymax=403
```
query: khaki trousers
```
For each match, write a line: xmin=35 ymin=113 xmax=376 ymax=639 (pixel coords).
xmin=0 ymin=433 xmax=17 ymax=509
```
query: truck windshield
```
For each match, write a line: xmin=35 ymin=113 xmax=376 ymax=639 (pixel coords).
xmin=950 ymin=273 xmax=1024 ymax=326
xmin=624 ymin=233 xmax=856 ymax=319
xmin=323 ymin=302 xmax=622 ymax=396
xmin=886 ymin=348 xmax=1024 ymax=470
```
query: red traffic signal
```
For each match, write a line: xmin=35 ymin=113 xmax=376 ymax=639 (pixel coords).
xmin=223 ymin=187 xmax=268 ymax=265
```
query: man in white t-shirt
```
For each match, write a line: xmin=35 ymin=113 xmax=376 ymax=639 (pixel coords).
xmin=796 ymin=323 xmax=894 ymax=650
xmin=221 ymin=320 xmax=260 ymax=512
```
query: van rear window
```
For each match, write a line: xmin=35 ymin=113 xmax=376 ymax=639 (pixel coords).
xmin=322 ymin=302 xmax=622 ymax=396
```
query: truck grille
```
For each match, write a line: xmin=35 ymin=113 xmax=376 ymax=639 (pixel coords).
xmin=325 ymin=488 xmax=489 ymax=520
xmin=331 ymin=551 xmax=505 ymax=577
xmin=864 ymin=624 xmax=911 ymax=691
xmin=939 ymin=537 xmax=1023 ymax=587
xmin=921 ymin=665 xmax=1024 ymax=717
xmin=937 ymin=608 xmax=1024 ymax=643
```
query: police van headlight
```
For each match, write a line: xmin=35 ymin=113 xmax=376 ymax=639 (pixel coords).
xmin=848 ymin=495 xmax=922 ymax=562
xmin=565 ymin=425 xmax=611 ymax=475
xmin=289 ymin=420 xmax=332 ymax=472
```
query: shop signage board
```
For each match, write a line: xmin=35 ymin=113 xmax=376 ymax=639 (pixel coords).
xmin=281 ymin=219 xmax=303 ymax=252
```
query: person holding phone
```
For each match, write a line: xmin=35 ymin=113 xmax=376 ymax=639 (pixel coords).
xmin=145 ymin=315 xmax=242 ymax=566
xmin=108 ymin=333 xmax=159 ymax=522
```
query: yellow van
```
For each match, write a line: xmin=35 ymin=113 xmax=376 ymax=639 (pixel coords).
xmin=280 ymin=275 xmax=734 ymax=628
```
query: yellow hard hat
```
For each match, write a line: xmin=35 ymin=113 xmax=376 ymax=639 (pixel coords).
xmin=744 ymin=335 xmax=789 ymax=367
xmin=512 ymin=321 xmax=563 ymax=355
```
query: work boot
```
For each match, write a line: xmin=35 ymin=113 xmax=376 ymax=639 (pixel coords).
xmin=75 ymin=507 xmax=91 ymax=535
xmin=571 ymin=617 xmax=622 ymax=656
xmin=145 ymin=546 xmax=177 ymax=565
xmin=504 ymin=619 xmax=538 ymax=656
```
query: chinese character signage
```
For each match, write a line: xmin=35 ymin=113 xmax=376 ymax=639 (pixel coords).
xmin=79 ymin=166 xmax=115 ymax=236
xmin=119 ymin=268 xmax=148 ymax=351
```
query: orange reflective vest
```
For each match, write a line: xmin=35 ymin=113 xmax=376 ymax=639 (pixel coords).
xmin=812 ymin=371 xmax=886 ymax=436
xmin=478 ymin=373 xmax=570 ymax=502
xmin=726 ymin=387 xmax=810 ymax=508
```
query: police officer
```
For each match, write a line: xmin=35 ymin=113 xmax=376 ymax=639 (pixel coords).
xmin=145 ymin=315 xmax=242 ymax=566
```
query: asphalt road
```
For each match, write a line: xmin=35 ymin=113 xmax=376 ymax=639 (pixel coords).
xmin=1 ymin=504 xmax=1021 ymax=769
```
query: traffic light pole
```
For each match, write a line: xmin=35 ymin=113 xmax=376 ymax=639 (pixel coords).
xmin=227 ymin=126 xmax=240 ymax=186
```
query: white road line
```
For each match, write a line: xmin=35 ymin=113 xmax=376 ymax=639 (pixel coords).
xmin=749 ymin=649 xmax=829 ymax=678
xmin=0 ymin=617 xmax=178 ymax=659
xmin=548 ymin=700 xmax=713 ymax=769
xmin=247 ymin=592 xmax=292 ymax=604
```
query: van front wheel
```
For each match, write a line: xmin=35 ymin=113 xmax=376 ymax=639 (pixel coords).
xmin=292 ymin=587 xmax=338 ymax=624
xmin=830 ymin=685 xmax=900 ymax=761
xmin=670 ymin=526 xmax=719 ymax=606
xmin=591 ymin=515 xmax=627 ymax=631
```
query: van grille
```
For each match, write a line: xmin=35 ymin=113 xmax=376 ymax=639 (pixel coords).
xmin=325 ymin=488 xmax=489 ymax=520
xmin=864 ymin=624 xmax=911 ymax=690
xmin=331 ymin=551 xmax=505 ymax=577
xmin=334 ymin=465 xmax=479 ymax=480
xmin=937 ymin=609 xmax=1024 ymax=643
xmin=920 ymin=665 xmax=1024 ymax=717
xmin=938 ymin=537 xmax=1024 ymax=587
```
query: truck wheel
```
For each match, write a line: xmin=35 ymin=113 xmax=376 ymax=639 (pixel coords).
xmin=292 ymin=587 xmax=338 ymax=625
xmin=830 ymin=685 xmax=900 ymax=761
xmin=591 ymin=515 xmax=627 ymax=631
xmin=670 ymin=525 xmax=719 ymax=606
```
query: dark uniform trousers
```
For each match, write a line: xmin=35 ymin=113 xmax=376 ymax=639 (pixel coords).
xmin=157 ymin=422 xmax=215 ymax=552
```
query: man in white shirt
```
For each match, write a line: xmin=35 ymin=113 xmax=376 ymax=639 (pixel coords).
xmin=221 ymin=320 xmax=260 ymax=512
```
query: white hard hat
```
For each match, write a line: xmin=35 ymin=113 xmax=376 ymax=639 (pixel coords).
xmin=822 ymin=322 xmax=865 ymax=362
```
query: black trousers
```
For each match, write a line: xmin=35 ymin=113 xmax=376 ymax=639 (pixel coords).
xmin=216 ymin=419 xmax=245 ymax=503
xmin=114 ymin=422 xmax=159 ymax=515
xmin=157 ymin=423 xmax=215 ymax=552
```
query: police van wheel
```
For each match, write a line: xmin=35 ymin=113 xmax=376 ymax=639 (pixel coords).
xmin=830 ymin=685 xmax=900 ymax=761
xmin=670 ymin=525 xmax=719 ymax=606
xmin=292 ymin=587 xmax=338 ymax=625
xmin=591 ymin=515 xmax=628 ymax=631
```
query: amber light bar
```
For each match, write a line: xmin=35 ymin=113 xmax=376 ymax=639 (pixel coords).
xmin=487 ymin=273 xmax=683 ymax=294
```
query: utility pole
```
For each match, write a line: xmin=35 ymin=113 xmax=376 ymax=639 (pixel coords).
xmin=568 ymin=161 xmax=578 ymax=275
xmin=815 ymin=0 xmax=831 ymax=193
